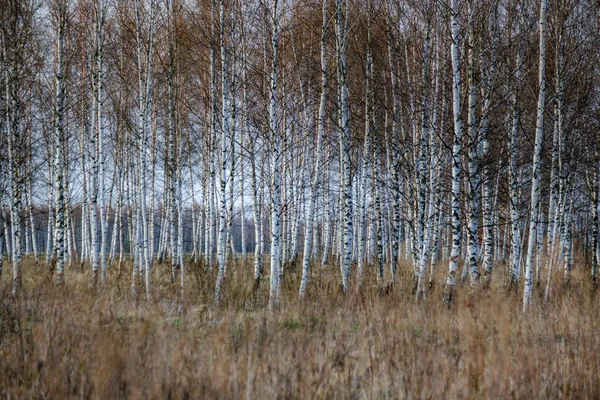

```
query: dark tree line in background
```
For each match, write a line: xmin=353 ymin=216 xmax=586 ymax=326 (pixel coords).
xmin=0 ymin=0 xmax=598 ymax=309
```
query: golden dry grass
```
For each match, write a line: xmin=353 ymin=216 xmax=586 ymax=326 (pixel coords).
xmin=1 ymin=256 xmax=599 ymax=399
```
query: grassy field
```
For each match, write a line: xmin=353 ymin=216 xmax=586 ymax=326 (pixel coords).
xmin=1 ymin=257 xmax=599 ymax=399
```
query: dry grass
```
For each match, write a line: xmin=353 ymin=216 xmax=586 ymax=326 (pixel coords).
xmin=1 ymin=256 xmax=599 ymax=399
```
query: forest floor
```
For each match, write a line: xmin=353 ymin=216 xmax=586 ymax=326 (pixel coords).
xmin=1 ymin=256 xmax=599 ymax=399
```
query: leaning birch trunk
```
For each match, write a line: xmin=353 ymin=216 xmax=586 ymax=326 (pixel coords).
xmin=509 ymin=48 xmax=523 ymax=287
xmin=53 ymin=0 xmax=67 ymax=284
xmin=268 ymin=0 xmax=282 ymax=309
xmin=444 ymin=0 xmax=463 ymax=302
xmin=299 ymin=0 xmax=327 ymax=298
xmin=523 ymin=0 xmax=547 ymax=312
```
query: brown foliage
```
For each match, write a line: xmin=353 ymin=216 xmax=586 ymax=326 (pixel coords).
xmin=1 ymin=258 xmax=599 ymax=399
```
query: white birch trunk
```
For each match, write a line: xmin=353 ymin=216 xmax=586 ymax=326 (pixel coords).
xmin=592 ymin=156 xmax=599 ymax=285
xmin=416 ymin=25 xmax=432 ymax=297
xmin=27 ymin=174 xmax=37 ymax=259
xmin=336 ymin=0 xmax=353 ymax=293
xmin=480 ymin=54 xmax=495 ymax=284
xmin=206 ymin=0 xmax=217 ymax=271
xmin=357 ymin=16 xmax=371 ymax=283
xmin=96 ymin=0 xmax=108 ymax=284
xmin=177 ymin=142 xmax=185 ymax=291
xmin=214 ymin=0 xmax=230 ymax=303
xmin=465 ymin=10 xmax=480 ymax=287
xmin=268 ymin=0 xmax=282 ymax=309
xmin=53 ymin=0 xmax=67 ymax=284
xmin=133 ymin=0 xmax=156 ymax=298
xmin=523 ymin=0 xmax=547 ymax=312
xmin=444 ymin=0 xmax=463 ymax=302
xmin=6 ymin=59 xmax=22 ymax=294
xmin=299 ymin=0 xmax=327 ymax=297
xmin=509 ymin=48 xmax=522 ymax=286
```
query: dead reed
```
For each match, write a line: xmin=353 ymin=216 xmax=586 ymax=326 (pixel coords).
xmin=1 ymin=257 xmax=599 ymax=399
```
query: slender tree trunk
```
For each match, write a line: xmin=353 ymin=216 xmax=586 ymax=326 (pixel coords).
xmin=480 ymin=54 xmax=495 ymax=285
xmin=336 ymin=0 xmax=353 ymax=293
xmin=53 ymin=0 xmax=67 ymax=284
xmin=206 ymin=0 xmax=217 ymax=271
xmin=444 ymin=0 xmax=463 ymax=302
xmin=357 ymin=13 xmax=372 ymax=284
xmin=509 ymin=48 xmax=523 ymax=287
xmin=6 ymin=61 xmax=22 ymax=294
xmin=416 ymin=25 xmax=432 ymax=297
xmin=214 ymin=0 xmax=230 ymax=304
xmin=523 ymin=0 xmax=547 ymax=312
xmin=592 ymin=159 xmax=599 ymax=285
xmin=268 ymin=0 xmax=282 ymax=309
xmin=96 ymin=0 xmax=108 ymax=283
xmin=299 ymin=0 xmax=327 ymax=298
xmin=465 ymin=7 xmax=480 ymax=287
xmin=322 ymin=147 xmax=332 ymax=265
xmin=167 ymin=0 xmax=178 ymax=283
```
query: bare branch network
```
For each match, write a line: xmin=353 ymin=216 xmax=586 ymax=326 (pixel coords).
xmin=1 ymin=0 xmax=599 ymax=313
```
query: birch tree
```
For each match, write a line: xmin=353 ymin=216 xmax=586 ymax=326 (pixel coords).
xmin=268 ymin=0 xmax=282 ymax=309
xmin=299 ymin=0 xmax=327 ymax=298
xmin=336 ymin=0 xmax=353 ymax=293
xmin=53 ymin=0 xmax=68 ymax=284
xmin=444 ymin=0 xmax=463 ymax=302
xmin=523 ymin=0 xmax=547 ymax=312
xmin=214 ymin=0 xmax=230 ymax=304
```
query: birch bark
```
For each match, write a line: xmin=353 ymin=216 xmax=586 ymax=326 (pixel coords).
xmin=268 ymin=0 xmax=282 ymax=309
xmin=53 ymin=0 xmax=67 ymax=284
xmin=523 ymin=0 xmax=547 ymax=312
xmin=336 ymin=0 xmax=353 ymax=293
xmin=299 ymin=0 xmax=327 ymax=298
xmin=444 ymin=0 xmax=463 ymax=302
xmin=214 ymin=0 xmax=230 ymax=304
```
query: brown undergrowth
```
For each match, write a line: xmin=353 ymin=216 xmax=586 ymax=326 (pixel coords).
xmin=1 ymin=256 xmax=599 ymax=399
